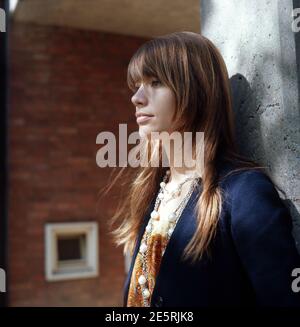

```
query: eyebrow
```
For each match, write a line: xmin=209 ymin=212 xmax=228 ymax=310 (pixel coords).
xmin=134 ymin=75 xmax=157 ymax=84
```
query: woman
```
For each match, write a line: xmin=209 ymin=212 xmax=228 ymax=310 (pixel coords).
xmin=107 ymin=31 xmax=300 ymax=307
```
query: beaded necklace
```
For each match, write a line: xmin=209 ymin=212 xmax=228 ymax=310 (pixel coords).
xmin=137 ymin=168 xmax=200 ymax=306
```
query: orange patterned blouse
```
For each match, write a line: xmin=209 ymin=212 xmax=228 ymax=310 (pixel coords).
xmin=126 ymin=213 xmax=171 ymax=307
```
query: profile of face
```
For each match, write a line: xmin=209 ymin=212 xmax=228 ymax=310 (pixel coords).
xmin=131 ymin=77 xmax=176 ymax=139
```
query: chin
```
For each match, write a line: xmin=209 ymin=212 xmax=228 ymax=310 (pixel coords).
xmin=137 ymin=127 xmax=148 ymax=139
xmin=138 ymin=126 xmax=156 ymax=139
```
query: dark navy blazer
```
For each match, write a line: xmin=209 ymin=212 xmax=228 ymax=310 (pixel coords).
xmin=123 ymin=162 xmax=300 ymax=307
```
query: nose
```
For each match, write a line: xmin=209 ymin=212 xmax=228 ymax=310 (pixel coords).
xmin=131 ymin=86 xmax=147 ymax=107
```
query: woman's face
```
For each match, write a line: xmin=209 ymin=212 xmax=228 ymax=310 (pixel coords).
xmin=131 ymin=77 xmax=176 ymax=138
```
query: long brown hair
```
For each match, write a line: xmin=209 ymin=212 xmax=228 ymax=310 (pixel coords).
xmin=101 ymin=31 xmax=276 ymax=265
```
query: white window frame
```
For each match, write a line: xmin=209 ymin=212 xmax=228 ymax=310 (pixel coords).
xmin=45 ymin=222 xmax=99 ymax=281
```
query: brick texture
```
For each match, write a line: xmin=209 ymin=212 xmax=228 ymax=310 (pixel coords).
xmin=8 ymin=21 xmax=149 ymax=306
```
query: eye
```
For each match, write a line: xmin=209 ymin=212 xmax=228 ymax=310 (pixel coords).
xmin=151 ymin=79 xmax=161 ymax=87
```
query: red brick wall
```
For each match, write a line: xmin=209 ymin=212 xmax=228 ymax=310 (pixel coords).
xmin=8 ymin=21 xmax=149 ymax=306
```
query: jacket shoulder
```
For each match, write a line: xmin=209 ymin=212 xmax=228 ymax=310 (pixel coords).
xmin=218 ymin=166 xmax=276 ymax=210
xmin=218 ymin=167 xmax=300 ymax=306
xmin=219 ymin=166 xmax=276 ymax=199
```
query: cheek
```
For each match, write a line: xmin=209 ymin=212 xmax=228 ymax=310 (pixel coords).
xmin=156 ymin=93 xmax=176 ymax=126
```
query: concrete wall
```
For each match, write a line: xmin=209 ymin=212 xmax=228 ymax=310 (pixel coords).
xmin=200 ymin=0 xmax=300 ymax=251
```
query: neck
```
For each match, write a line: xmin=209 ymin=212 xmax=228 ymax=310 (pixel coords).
xmin=161 ymin=137 xmax=202 ymax=184
xmin=169 ymin=166 xmax=198 ymax=183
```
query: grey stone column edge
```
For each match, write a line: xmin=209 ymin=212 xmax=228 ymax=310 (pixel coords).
xmin=200 ymin=0 xmax=300 ymax=253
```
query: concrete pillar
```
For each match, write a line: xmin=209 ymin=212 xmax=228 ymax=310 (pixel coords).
xmin=200 ymin=0 xmax=300 ymax=252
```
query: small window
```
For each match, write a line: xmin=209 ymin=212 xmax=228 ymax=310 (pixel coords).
xmin=45 ymin=222 xmax=98 ymax=281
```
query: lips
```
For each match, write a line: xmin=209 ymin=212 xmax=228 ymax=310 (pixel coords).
xmin=135 ymin=112 xmax=154 ymax=118
xmin=135 ymin=112 xmax=154 ymax=124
